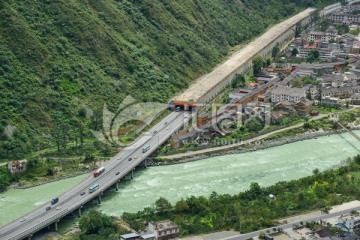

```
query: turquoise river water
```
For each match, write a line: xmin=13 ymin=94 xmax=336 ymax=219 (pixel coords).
xmin=1 ymin=131 xmax=360 ymax=228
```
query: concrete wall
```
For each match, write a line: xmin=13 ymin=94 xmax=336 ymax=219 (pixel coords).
xmin=196 ymin=12 xmax=313 ymax=104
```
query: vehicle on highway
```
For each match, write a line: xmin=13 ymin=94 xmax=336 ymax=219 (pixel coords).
xmin=164 ymin=122 xmax=168 ymax=125
xmin=56 ymin=206 xmax=61 ymax=210
xmin=89 ymin=183 xmax=99 ymax=193
xmin=93 ymin=167 xmax=105 ymax=177
xmin=153 ymin=130 xmax=158 ymax=135
xmin=80 ymin=192 xmax=85 ymax=196
xmin=128 ymin=157 xmax=132 ymax=161
xmin=51 ymin=197 xmax=59 ymax=205
xmin=166 ymin=127 xmax=169 ymax=130
xmin=46 ymin=206 xmax=51 ymax=211
xmin=142 ymin=144 xmax=150 ymax=153
xmin=116 ymin=171 xmax=120 ymax=175
xmin=20 ymin=218 xmax=26 ymax=222
xmin=175 ymin=106 xmax=181 ymax=112
xmin=134 ymin=156 xmax=138 ymax=159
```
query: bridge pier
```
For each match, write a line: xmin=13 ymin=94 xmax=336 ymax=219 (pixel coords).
xmin=78 ymin=206 xmax=83 ymax=217
xmin=144 ymin=159 xmax=147 ymax=168
xmin=98 ymin=194 xmax=102 ymax=204
xmin=131 ymin=169 xmax=134 ymax=179
xmin=55 ymin=221 xmax=59 ymax=232
xmin=28 ymin=235 xmax=32 ymax=240
xmin=115 ymin=181 xmax=119 ymax=191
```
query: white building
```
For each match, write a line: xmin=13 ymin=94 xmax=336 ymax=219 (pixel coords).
xmin=338 ymin=213 xmax=360 ymax=233
xmin=307 ymin=27 xmax=337 ymax=42
xmin=271 ymin=85 xmax=306 ymax=103
xmin=332 ymin=13 xmax=360 ymax=24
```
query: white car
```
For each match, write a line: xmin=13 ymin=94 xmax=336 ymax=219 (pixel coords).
xmin=56 ymin=206 xmax=61 ymax=210
xmin=20 ymin=218 xmax=26 ymax=222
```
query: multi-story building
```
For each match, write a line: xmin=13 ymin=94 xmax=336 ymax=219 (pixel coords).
xmin=332 ymin=12 xmax=360 ymax=24
xmin=148 ymin=220 xmax=179 ymax=240
xmin=271 ymin=85 xmax=306 ymax=103
xmin=322 ymin=86 xmax=360 ymax=98
xmin=321 ymin=96 xmax=340 ymax=106
xmin=121 ymin=220 xmax=179 ymax=240
xmin=338 ymin=213 xmax=360 ymax=232
xmin=307 ymin=27 xmax=337 ymax=42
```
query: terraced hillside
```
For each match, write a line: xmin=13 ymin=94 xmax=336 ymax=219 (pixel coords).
xmin=0 ymin=0 xmax=336 ymax=161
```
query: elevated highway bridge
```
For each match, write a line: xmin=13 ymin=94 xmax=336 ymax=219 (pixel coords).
xmin=0 ymin=112 xmax=189 ymax=240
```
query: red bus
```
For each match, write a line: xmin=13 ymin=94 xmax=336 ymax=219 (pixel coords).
xmin=93 ymin=167 xmax=105 ymax=177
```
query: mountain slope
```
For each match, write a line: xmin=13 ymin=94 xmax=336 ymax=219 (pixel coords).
xmin=0 ymin=0 xmax=335 ymax=160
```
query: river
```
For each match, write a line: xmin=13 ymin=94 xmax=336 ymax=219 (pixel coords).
xmin=1 ymin=131 xmax=360 ymax=229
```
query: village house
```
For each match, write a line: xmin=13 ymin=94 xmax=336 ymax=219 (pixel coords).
xmin=351 ymin=92 xmax=360 ymax=105
xmin=321 ymin=96 xmax=340 ymax=106
xmin=271 ymin=85 xmax=306 ymax=103
xmin=7 ymin=160 xmax=26 ymax=174
xmin=337 ymin=213 xmax=360 ymax=233
xmin=121 ymin=220 xmax=179 ymax=240
xmin=293 ymin=99 xmax=313 ymax=116
xmin=332 ymin=12 xmax=360 ymax=24
xmin=307 ymin=27 xmax=338 ymax=42
xmin=322 ymin=86 xmax=360 ymax=98
xmin=148 ymin=220 xmax=180 ymax=240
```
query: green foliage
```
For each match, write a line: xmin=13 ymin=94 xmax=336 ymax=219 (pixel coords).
xmin=0 ymin=0 xmax=338 ymax=161
xmin=123 ymin=155 xmax=360 ymax=236
xmin=292 ymin=48 xmax=299 ymax=56
xmin=291 ymin=77 xmax=318 ymax=88
xmin=0 ymin=166 xmax=14 ymax=192
xmin=294 ymin=22 xmax=302 ymax=38
xmin=335 ymin=24 xmax=349 ymax=35
xmin=272 ymin=43 xmax=280 ymax=58
xmin=232 ymin=74 xmax=246 ymax=89
xmin=253 ymin=56 xmax=266 ymax=75
xmin=307 ymin=50 xmax=320 ymax=63
xmin=155 ymin=197 xmax=173 ymax=213
xmin=79 ymin=210 xmax=118 ymax=239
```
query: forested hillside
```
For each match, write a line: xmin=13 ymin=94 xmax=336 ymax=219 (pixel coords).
xmin=0 ymin=0 xmax=336 ymax=160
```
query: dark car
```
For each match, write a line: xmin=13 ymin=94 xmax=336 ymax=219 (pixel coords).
xmin=128 ymin=158 xmax=132 ymax=161
xmin=46 ymin=206 xmax=51 ymax=211
xmin=80 ymin=192 xmax=85 ymax=196
xmin=116 ymin=172 xmax=120 ymax=175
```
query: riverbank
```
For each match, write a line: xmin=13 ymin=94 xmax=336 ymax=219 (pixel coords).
xmin=13 ymin=170 xmax=92 ymax=189
xmin=150 ymin=127 xmax=360 ymax=166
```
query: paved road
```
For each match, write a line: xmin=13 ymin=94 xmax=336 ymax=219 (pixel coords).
xmin=162 ymin=107 xmax=360 ymax=160
xmin=0 ymin=111 xmax=189 ymax=240
xmin=224 ymin=205 xmax=360 ymax=240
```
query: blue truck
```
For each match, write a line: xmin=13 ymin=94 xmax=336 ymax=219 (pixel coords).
xmin=51 ymin=197 xmax=59 ymax=205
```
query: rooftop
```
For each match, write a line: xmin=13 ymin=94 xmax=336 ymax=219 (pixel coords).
xmin=121 ymin=233 xmax=140 ymax=239
xmin=152 ymin=220 xmax=178 ymax=231
xmin=272 ymin=85 xmax=305 ymax=96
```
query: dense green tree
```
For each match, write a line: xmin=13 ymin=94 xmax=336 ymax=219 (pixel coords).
xmin=307 ymin=50 xmax=320 ymax=63
xmin=294 ymin=22 xmax=302 ymax=38
xmin=155 ymin=197 xmax=173 ymax=213
xmin=79 ymin=209 xmax=117 ymax=238
xmin=272 ymin=43 xmax=280 ymax=58
xmin=252 ymin=56 xmax=266 ymax=75
xmin=292 ymin=48 xmax=299 ymax=56
xmin=232 ymin=74 xmax=246 ymax=89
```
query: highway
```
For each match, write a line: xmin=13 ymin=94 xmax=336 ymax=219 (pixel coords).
xmin=0 ymin=110 xmax=189 ymax=240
